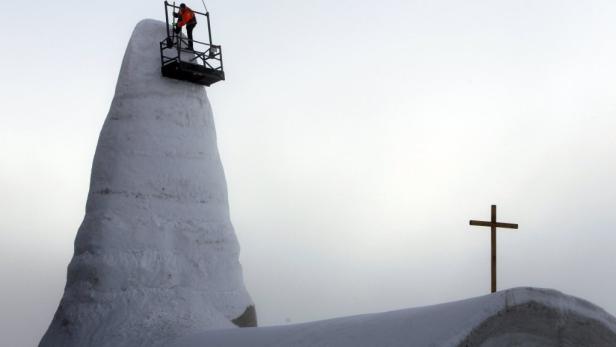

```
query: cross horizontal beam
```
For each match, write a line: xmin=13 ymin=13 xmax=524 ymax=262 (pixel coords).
xmin=469 ymin=220 xmax=519 ymax=229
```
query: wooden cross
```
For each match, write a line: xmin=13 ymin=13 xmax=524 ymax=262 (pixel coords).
xmin=469 ymin=205 xmax=518 ymax=293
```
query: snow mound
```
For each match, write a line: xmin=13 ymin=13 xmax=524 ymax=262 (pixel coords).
xmin=171 ymin=287 xmax=616 ymax=347
xmin=40 ymin=19 xmax=255 ymax=347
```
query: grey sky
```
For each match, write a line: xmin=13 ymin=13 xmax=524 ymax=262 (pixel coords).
xmin=2 ymin=1 xmax=616 ymax=346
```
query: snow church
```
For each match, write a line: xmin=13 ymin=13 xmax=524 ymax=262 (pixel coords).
xmin=39 ymin=10 xmax=616 ymax=347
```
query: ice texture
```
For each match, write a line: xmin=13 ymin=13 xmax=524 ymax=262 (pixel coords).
xmin=40 ymin=19 xmax=254 ymax=347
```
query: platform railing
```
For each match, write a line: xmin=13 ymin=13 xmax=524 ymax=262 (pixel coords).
xmin=159 ymin=32 xmax=224 ymax=72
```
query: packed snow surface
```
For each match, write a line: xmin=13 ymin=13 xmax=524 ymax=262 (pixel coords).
xmin=40 ymin=19 xmax=254 ymax=347
xmin=172 ymin=287 xmax=616 ymax=347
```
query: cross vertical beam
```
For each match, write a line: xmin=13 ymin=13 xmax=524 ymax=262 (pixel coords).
xmin=490 ymin=204 xmax=496 ymax=293
xmin=470 ymin=205 xmax=518 ymax=293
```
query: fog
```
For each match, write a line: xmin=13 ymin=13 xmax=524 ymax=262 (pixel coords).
xmin=2 ymin=1 xmax=616 ymax=346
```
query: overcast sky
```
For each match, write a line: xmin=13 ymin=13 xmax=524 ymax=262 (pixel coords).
xmin=2 ymin=0 xmax=616 ymax=346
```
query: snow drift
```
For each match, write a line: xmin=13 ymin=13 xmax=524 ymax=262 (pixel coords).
xmin=171 ymin=287 xmax=616 ymax=347
xmin=40 ymin=19 xmax=255 ymax=347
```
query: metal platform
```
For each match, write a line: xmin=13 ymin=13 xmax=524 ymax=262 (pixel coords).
xmin=160 ymin=1 xmax=225 ymax=86
xmin=160 ymin=44 xmax=225 ymax=86
xmin=161 ymin=60 xmax=225 ymax=86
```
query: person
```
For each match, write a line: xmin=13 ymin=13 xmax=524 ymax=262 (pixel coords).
xmin=174 ymin=3 xmax=197 ymax=50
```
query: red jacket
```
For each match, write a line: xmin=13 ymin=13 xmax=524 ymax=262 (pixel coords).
xmin=177 ymin=7 xmax=196 ymax=27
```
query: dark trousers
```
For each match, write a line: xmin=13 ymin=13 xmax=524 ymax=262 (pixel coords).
xmin=186 ymin=22 xmax=197 ymax=50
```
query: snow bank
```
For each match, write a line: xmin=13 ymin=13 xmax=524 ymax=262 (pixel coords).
xmin=40 ymin=19 xmax=254 ymax=347
xmin=171 ymin=287 xmax=616 ymax=347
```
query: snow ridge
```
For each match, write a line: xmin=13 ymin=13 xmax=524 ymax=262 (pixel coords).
xmin=171 ymin=287 xmax=616 ymax=347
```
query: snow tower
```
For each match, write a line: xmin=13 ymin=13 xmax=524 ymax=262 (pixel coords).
xmin=40 ymin=19 xmax=255 ymax=347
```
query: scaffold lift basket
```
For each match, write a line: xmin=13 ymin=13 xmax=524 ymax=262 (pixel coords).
xmin=159 ymin=1 xmax=225 ymax=86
